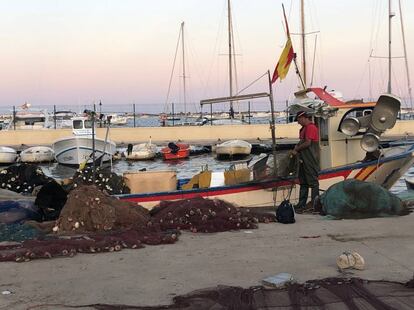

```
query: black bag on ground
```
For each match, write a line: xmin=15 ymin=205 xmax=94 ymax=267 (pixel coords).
xmin=276 ymin=200 xmax=295 ymax=224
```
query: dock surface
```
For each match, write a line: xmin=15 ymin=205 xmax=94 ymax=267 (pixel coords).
xmin=1 ymin=212 xmax=413 ymax=309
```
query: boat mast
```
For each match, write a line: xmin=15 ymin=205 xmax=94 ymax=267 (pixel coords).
xmin=181 ymin=22 xmax=187 ymax=117
xmin=387 ymin=0 xmax=394 ymax=93
xmin=228 ymin=0 xmax=234 ymax=117
xmin=398 ymin=0 xmax=413 ymax=109
xmin=300 ymin=0 xmax=306 ymax=87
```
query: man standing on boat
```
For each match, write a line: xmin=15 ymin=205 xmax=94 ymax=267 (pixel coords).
xmin=291 ymin=111 xmax=320 ymax=210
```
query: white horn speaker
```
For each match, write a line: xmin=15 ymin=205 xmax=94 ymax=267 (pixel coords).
xmin=370 ymin=94 xmax=400 ymax=132
xmin=340 ymin=117 xmax=360 ymax=136
xmin=361 ymin=133 xmax=380 ymax=152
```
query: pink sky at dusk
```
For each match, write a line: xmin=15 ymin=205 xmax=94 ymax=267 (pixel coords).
xmin=0 ymin=0 xmax=412 ymax=110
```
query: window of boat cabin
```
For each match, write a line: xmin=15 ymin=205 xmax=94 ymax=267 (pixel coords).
xmin=73 ymin=120 xmax=83 ymax=129
xmin=337 ymin=107 xmax=374 ymax=135
xmin=315 ymin=117 xmax=329 ymax=143
xmin=73 ymin=119 xmax=93 ymax=129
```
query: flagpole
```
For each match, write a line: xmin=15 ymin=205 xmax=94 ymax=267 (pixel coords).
xmin=267 ymin=70 xmax=278 ymax=176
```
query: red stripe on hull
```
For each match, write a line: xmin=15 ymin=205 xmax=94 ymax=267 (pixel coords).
xmin=121 ymin=168 xmax=354 ymax=204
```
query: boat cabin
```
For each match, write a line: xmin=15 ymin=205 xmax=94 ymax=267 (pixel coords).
xmin=72 ymin=117 xmax=94 ymax=136
xmin=291 ymin=88 xmax=398 ymax=170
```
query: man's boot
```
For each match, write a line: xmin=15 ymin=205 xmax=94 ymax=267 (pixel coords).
xmin=296 ymin=185 xmax=309 ymax=210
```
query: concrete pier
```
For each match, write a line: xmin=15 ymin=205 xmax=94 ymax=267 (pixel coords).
xmin=0 ymin=120 xmax=413 ymax=147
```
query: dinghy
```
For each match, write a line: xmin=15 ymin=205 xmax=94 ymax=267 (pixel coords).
xmin=161 ymin=142 xmax=190 ymax=160
xmin=19 ymin=146 xmax=55 ymax=163
xmin=215 ymin=140 xmax=252 ymax=159
xmin=125 ymin=142 xmax=157 ymax=160
xmin=0 ymin=147 xmax=18 ymax=164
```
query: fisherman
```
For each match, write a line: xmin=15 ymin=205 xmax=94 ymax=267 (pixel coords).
xmin=290 ymin=111 xmax=320 ymax=210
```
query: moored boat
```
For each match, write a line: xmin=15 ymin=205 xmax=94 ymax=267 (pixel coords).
xmin=161 ymin=143 xmax=190 ymax=160
xmin=52 ymin=116 xmax=116 ymax=166
xmin=125 ymin=142 xmax=157 ymax=160
xmin=0 ymin=147 xmax=18 ymax=164
xmin=215 ymin=140 xmax=252 ymax=159
xmin=19 ymin=146 xmax=54 ymax=163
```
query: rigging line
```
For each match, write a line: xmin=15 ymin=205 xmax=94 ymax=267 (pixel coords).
xmin=234 ymin=72 xmax=268 ymax=97
xmin=353 ymin=58 xmax=370 ymax=100
xmin=203 ymin=0 xmax=227 ymax=99
xmin=163 ymin=26 xmax=182 ymax=113
xmin=310 ymin=34 xmax=317 ymax=86
xmin=398 ymin=0 xmax=413 ymax=110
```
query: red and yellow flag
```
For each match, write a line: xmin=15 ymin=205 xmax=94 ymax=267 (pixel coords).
xmin=271 ymin=4 xmax=295 ymax=84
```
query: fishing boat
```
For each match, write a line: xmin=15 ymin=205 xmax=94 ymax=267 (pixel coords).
xmin=125 ymin=142 xmax=157 ymax=160
xmin=7 ymin=104 xmax=49 ymax=130
xmin=118 ymin=86 xmax=414 ymax=209
xmin=19 ymin=146 xmax=54 ymax=163
xmin=215 ymin=140 xmax=252 ymax=159
xmin=0 ymin=147 xmax=18 ymax=164
xmin=161 ymin=143 xmax=190 ymax=160
xmin=52 ymin=116 xmax=116 ymax=166
xmin=107 ymin=113 xmax=128 ymax=126
xmin=52 ymin=110 xmax=76 ymax=129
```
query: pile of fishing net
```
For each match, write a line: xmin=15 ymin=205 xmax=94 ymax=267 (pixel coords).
xmin=319 ymin=179 xmax=408 ymax=219
xmin=70 ymin=166 xmax=130 ymax=195
xmin=0 ymin=228 xmax=178 ymax=262
xmin=55 ymin=185 xmax=148 ymax=233
xmin=0 ymin=185 xmax=178 ymax=262
xmin=0 ymin=164 xmax=52 ymax=194
xmin=150 ymin=197 xmax=276 ymax=233
xmin=0 ymin=187 xmax=275 ymax=262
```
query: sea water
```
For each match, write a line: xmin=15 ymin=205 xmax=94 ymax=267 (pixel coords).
xmin=39 ymin=153 xmax=414 ymax=193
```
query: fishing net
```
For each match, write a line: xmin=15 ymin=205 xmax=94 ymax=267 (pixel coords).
xmin=56 ymin=185 xmax=149 ymax=233
xmin=70 ymin=166 xmax=130 ymax=195
xmin=320 ymin=179 xmax=408 ymax=219
xmin=0 ymin=228 xmax=178 ymax=262
xmin=150 ymin=197 xmax=276 ymax=233
xmin=0 ymin=163 xmax=52 ymax=194
xmin=34 ymin=277 xmax=414 ymax=309
xmin=0 ymin=190 xmax=275 ymax=262
xmin=0 ymin=223 xmax=44 ymax=242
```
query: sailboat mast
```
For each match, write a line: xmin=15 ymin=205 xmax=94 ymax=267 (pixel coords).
xmin=181 ymin=22 xmax=187 ymax=116
xmin=387 ymin=0 xmax=393 ymax=93
xmin=228 ymin=0 xmax=234 ymax=116
xmin=398 ymin=0 xmax=413 ymax=109
xmin=300 ymin=0 xmax=307 ymax=87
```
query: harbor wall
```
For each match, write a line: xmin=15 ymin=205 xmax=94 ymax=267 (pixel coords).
xmin=0 ymin=120 xmax=412 ymax=147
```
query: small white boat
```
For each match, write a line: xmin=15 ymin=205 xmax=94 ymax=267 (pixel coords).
xmin=215 ymin=140 xmax=252 ymax=158
xmin=0 ymin=147 xmax=18 ymax=164
xmin=125 ymin=143 xmax=157 ymax=160
xmin=52 ymin=117 xmax=116 ymax=166
xmin=108 ymin=114 xmax=128 ymax=125
xmin=19 ymin=146 xmax=55 ymax=163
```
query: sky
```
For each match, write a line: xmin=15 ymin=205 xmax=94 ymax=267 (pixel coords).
xmin=0 ymin=0 xmax=413 ymax=111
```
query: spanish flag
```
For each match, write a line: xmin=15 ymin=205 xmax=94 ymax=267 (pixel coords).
xmin=271 ymin=5 xmax=295 ymax=84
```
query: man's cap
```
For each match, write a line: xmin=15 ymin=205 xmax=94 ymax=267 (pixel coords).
xmin=295 ymin=111 xmax=307 ymax=121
